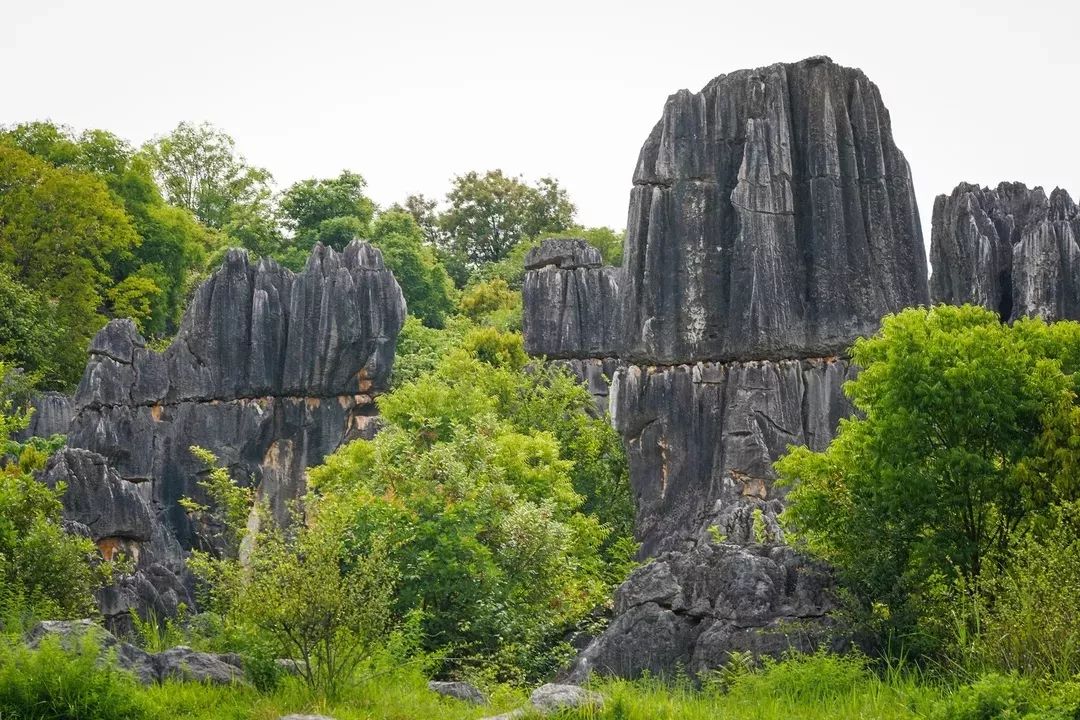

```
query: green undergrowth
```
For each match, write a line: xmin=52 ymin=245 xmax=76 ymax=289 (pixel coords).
xmin=11 ymin=641 xmax=1080 ymax=720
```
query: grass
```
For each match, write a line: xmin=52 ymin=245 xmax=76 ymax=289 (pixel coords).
xmin=12 ymin=641 xmax=1080 ymax=720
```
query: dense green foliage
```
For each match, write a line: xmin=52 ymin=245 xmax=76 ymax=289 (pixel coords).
xmin=779 ymin=304 xmax=1080 ymax=658
xmin=437 ymin=170 xmax=576 ymax=271
xmin=309 ymin=329 xmax=634 ymax=681
xmin=144 ymin=121 xmax=274 ymax=235
xmin=0 ymin=636 xmax=150 ymax=720
xmin=0 ymin=363 xmax=105 ymax=623
xmin=370 ymin=211 xmax=456 ymax=328
xmin=279 ymin=170 xmax=375 ymax=254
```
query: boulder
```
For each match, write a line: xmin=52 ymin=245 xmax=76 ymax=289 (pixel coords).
xmin=25 ymin=620 xmax=157 ymax=685
xmin=930 ymin=181 xmax=1080 ymax=321
xmin=155 ymin=646 xmax=245 ymax=685
xmin=25 ymin=620 xmax=246 ymax=685
xmin=529 ymin=683 xmax=604 ymax=711
xmin=428 ymin=680 xmax=488 ymax=705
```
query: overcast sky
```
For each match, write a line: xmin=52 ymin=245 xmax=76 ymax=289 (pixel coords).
xmin=4 ymin=0 xmax=1078 ymax=250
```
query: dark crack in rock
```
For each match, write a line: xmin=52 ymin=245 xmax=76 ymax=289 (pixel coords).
xmin=930 ymin=182 xmax=1080 ymax=321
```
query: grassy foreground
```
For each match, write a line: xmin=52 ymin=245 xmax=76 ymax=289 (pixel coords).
xmin=11 ymin=638 xmax=1080 ymax=720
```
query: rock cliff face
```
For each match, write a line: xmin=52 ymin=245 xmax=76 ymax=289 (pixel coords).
xmin=930 ymin=182 xmax=1080 ymax=321
xmin=524 ymin=57 xmax=929 ymax=677
xmin=36 ymin=241 xmax=405 ymax=628
xmin=68 ymin=241 xmax=405 ymax=551
xmin=39 ymin=448 xmax=193 ymax=634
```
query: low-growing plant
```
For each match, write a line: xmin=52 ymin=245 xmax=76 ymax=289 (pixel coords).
xmin=0 ymin=635 xmax=149 ymax=720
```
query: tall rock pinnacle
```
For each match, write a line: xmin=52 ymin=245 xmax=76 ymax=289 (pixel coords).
xmin=523 ymin=56 xmax=929 ymax=677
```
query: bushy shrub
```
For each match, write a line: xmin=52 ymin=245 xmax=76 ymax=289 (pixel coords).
xmin=959 ymin=502 xmax=1080 ymax=679
xmin=930 ymin=674 xmax=1035 ymax=720
xmin=779 ymin=306 xmax=1080 ymax=654
xmin=308 ymin=332 xmax=634 ymax=681
xmin=0 ymin=636 xmax=148 ymax=720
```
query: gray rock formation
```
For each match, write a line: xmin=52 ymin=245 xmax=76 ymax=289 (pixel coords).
xmin=39 ymin=448 xmax=194 ymax=634
xmin=25 ymin=620 xmax=244 ymax=685
xmin=428 ymin=680 xmax=488 ymax=705
xmin=930 ymin=182 xmax=1080 ymax=321
xmin=622 ymin=55 xmax=928 ymax=364
xmin=13 ymin=391 xmax=72 ymax=442
xmin=68 ymin=241 xmax=405 ymax=551
xmin=523 ymin=239 xmax=623 ymax=359
xmin=42 ymin=241 xmax=404 ymax=629
xmin=522 ymin=57 xmax=928 ymax=678
xmin=478 ymin=683 xmax=604 ymax=720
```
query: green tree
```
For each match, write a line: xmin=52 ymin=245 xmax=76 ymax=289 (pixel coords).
xmin=0 ymin=362 xmax=106 ymax=620
xmin=439 ymin=170 xmax=575 ymax=269
xmin=459 ymin=277 xmax=522 ymax=331
xmin=0 ymin=143 xmax=140 ymax=388
xmin=2 ymin=122 xmax=219 ymax=338
xmin=370 ymin=211 xmax=455 ymax=328
xmin=398 ymin=193 xmax=443 ymax=247
xmin=308 ymin=331 xmax=633 ymax=680
xmin=144 ymin=121 xmax=274 ymax=237
xmin=279 ymin=170 xmax=375 ymax=253
xmin=777 ymin=305 xmax=1080 ymax=651
xmin=184 ymin=449 xmax=396 ymax=700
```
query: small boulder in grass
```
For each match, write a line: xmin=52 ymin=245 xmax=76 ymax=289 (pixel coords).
xmin=428 ymin=680 xmax=488 ymax=705
xmin=530 ymin=683 xmax=605 ymax=712
xmin=279 ymin=716 xmax=336 ymax=720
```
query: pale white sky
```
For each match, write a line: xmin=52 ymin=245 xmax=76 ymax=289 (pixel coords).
xmin=4 ymin=0 xmax=1078 ymax=251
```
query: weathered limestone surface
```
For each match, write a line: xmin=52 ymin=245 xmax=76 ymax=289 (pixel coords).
xmin=523 ymin=239 xmax=623 ymax=359
xmin=930 ymin=182 xmax=1080 ymax=321
xmin=26 ymin=620 xmax=245 ymax=685
xmin=621 ymin=55 xmax=928 ymax=364
xmin=67 ymin=242 xmax=405 ymax=550
xmin=36 ymin=241 xmax=405 ymax=629
xmin=523 ymin=57 xmax=928 ymax=678
xmin=13 ymin=391 xmax=72 ymax=442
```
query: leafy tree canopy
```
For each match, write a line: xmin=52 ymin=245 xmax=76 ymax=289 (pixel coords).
xmin=778 ymin=304 xmax=1080 ymax=652
xmin=279 ymin=170 xmax=375 ymax=253
xmin=0 ymin=143 xmax=141 ymax=388
xmin=144 ymin=122 xmax=275 ymax=256
xmin=370 ymin=211 xmax=455 ymax=328
xmin=439 ymin=170 xmax=575 ymax=270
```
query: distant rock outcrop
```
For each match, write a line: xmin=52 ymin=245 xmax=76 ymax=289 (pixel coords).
xmin=930 ymin=182 xmax=1080 ymax=321
xmin=13 ymin=391 xmax=72 ymax=442
xmin=524 ymin=56 xmax=929 ymax=677
xmin=68 ymin=241 xmax=406 ymax=551
xmin=37 ymin=241 xmax=406 ymax=628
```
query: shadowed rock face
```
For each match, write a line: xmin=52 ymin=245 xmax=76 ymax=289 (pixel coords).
xmin=930 ymin=182 xmax=1080 ymax=321
xmin=524 ymin=57 xmax=928 ymax=678
xmin=39 ymin=448 xmax=194 ymax=635
xmin=67 ymin=241 xmax=406 ymax=552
